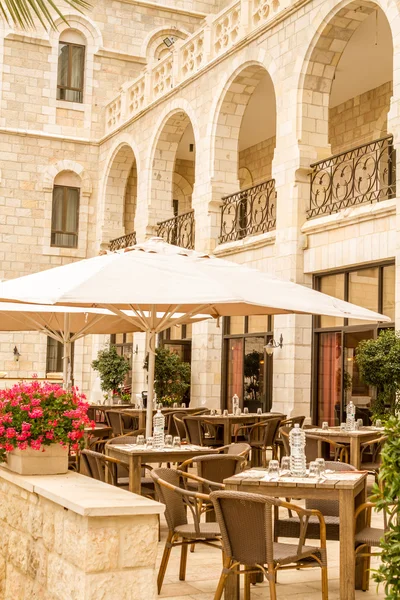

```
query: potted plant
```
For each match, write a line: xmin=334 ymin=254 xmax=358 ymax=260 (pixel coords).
xmin=355 ymin=329 xmax=400 ymax=421
xmin=0 ymin=379 xmax=93 ymax=475
xmin=92 ymin=344 xmax=131 ymax=402
xmin=144 ymin=347 xmax=191 ymax=406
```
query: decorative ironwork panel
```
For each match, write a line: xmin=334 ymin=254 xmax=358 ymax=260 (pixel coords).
xmin=109 ymin=231 xmax=137 ymax=251
xmin=219 ymin=179 xmax=276 ymax=244
xmin=308 ymin=135 xmax=396 ymax=219
xmin=157 ymin=210 xmax=195 ymax=249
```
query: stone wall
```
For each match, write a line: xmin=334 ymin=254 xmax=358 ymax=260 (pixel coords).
xmin=238 ymin=136 xmax=276 ymax=187
xmin=329 ymin=82 xmax=392 ymax=154
xmin=0 ymin=468 xmax=163 ymax=600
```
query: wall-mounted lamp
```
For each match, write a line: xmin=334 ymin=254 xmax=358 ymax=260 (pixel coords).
xmin=264 ymin=334 xmax=283 ymax=356
xmin=13 ymin=346 xmax=20 ymax=362
xmin=127 ymin=345 xmax=139 ymax=360
xmin=163 ymin=36 xmax=176 ymax=48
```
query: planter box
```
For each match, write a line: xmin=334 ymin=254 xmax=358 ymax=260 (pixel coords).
xmin=6 ymin=443 xmax=68 ymax=475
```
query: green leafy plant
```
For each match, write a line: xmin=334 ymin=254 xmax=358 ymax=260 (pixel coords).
xmin=355 ymin=330 xmax=400 ymax=420
xmin=92 ymin=344 xmax=130 ymax=395
xmin=2 ymin=0 xmax=91 ymax=30
xmin=144 ymin=347 xmax=190 ymax=405
xmin=370 ymin=416 xmax=400 ymax=598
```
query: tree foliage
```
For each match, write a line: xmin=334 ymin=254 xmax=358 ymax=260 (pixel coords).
xmin=144 ymin=347 xmax=191 ymax=404
xmin=355 ymin=330 xmax=400 ymax=419
xmin=1 ymin=0 xmax=90 ymax=30
xmin=370 ymin=416 xmax=400 ymax=599
xmin=91 ymin=344 xmax=130 ymax=394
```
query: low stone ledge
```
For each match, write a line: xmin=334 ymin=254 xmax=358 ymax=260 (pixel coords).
xmin=0 ymin=467 xmax=164 ymax=600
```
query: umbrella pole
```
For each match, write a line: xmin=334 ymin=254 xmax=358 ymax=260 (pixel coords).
xmin=146 ymin=330 xmax=156 ymax=439
xmin=63 ymin=313 xmax=70 ymax=390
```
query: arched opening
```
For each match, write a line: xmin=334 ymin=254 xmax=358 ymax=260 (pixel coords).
xmin=302 ymin=2 xmax=394 ymax=219
xmin=213 ymin=64 xmax=277 ymax=244
xmin=57 ymin=29 xmax=86 ymax=103
xmin=104 ymin=144 xmax=138 ymax=249
xmin=151 ymin=111 xmax=196 ymax=249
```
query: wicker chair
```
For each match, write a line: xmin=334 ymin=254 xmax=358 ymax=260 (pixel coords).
xmin=150 ymin=467 xmax=223 ymax=592
xmin=305 ymin=433 xmax=350 ymax=463
xmin=87 ymin=406 xmax=107 ymax=424
xmin=182 ymin=416 xmax=208 ymax=445
xmin=359 ymin=435 xmax=387 ymax=474
xmin=234 ymin=416 xmax=283 ymax=466
xmin=173 ymin=415 xmax=188 ymax=442
xmin=218 ymin=442 xmax=251 ymax=459
xmin=274 ymin=461 xmax=357 ymax=542
xmin=166 ymin=411 xmax=187 ymax=437
xmin=81 ymin=449 xmax=127 ymax=486
xmin=354 ymin=499 xmax=389 ymax=591
xmin=180 ymin=454 xmax=245 ymax=492
xmin=210 ymin=490 xmax=328 ymax=600
xmin=274 ymin=417 xmax=306 ymax=459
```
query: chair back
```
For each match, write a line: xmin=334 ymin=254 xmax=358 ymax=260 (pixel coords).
xmin=305 ymin=461 xmax=357 ymax=516
xmin=120 ymin=412 xmax=138 ymax=431
xmin=193 ymin=455 xmax=245 ymax=491
xmin=182 ymin=416 xmax=204 ymax=445
xmin=150 ymin=468 xmax=188 ymax=531
xmin=105 ymin=410 xmax=124 ymax=436
xmin=173 ymin=415 xmax=187 ymax=440
xmin=81 ymin=449 xmax=118 ymax=485
xmin=278 ymin=426 xmax=291 ymax=456
xmin=281 ymin=416 xmax=306 ymax=429
xmin=166 ymin=412 xmax=187 ymax=436
xmin=211 ymin=490 xmax=276 ymax=566
xmin=88 ymin=407 xmax=107 ymax=423
xmin=223 ymin=443 xmax=251 ymax=459
xmin=257 ymin=416 xmax=283 ymax=447
xmin=106 ymin=434 xmax=141 ymax=445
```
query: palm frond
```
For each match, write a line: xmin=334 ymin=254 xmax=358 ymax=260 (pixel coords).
xmin=1 ymin=0 xmax=91 ymax=30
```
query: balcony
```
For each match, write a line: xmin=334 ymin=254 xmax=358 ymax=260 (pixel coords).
xmin=104 ymin=0 xmax=291 ymax=134
xmin=157 ymin=210 xmax=195 ymax=249
xmin=308 ymin=135 xmax=396 ymax=219
xmin=219 ymin=179 xmax=276 ymax=244
xmin=109 ymin=231 xmax=137 ymax=251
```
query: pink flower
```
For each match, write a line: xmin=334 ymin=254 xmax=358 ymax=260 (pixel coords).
xmin=28 ymin=408 xmax=43 ymax=419
xmin=5 ymin=443 xmax=14 ymax=452
xmin=6 ymin=428 xmax=16 ymax=438
xmin=30 ymin=439 xmax=42 ymax=451
xmin=45 ymin=431 xmax=54 ymax=440
xmin=21 ymin=422 xmax=31 ymax=431
xmin=17 ymin=442 xmax=28 ymax=450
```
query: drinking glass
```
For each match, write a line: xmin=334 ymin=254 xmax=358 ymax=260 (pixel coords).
xmin=340 ymin=422 xmax=346 ymax=432
xmin=315 ymin=458 xmax=326 ymax=475
xmin=235 ymin=407 xmax=241 ymax=416
xmin=354 ymin=422 xmax=360 ymax=431
xmin=146 ymin=437 xmax=154 ymax=449
xmin=165 ymin=435 xmax=173 ymax=448
xmin=375 ymin=419 xmax=383 ymax=428
xmin=173 ymin=402 xmax=178 ymax=409
xmin=257 ymin=408 xmax=262 ymax=415
xmin=268 ymin=459 xmax=280 ymax=478
xmin=173 ymin=436 xmax=181 ymax=448
xmin=210 ymin=408 xmax=216 ymax=416
xmin=216 ymin=409 xmax=222 ymax=416
xmin=309 ymin=461 xmax=319 ymax=477
xmin=281 ymin=456 xmax=291 ymax=474
xmin=181 ymin=403 xmax=186 ymax=408
xmin=223 ymin=409 xmax=229 ymax=417
xmin=136 ymin=435 xmax=145 ymax=446
xmin=243 ymin=407 xmax=249 ymax=414
xmin=322 ymin=421 xmax=329 ymax=431
xmin=357 ymin=418 xmax=363 ymax=428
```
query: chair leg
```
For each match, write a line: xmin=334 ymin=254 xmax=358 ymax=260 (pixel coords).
xmin=321 ymin=566 xmax=328 ymax=600
xmin=262 ymin=449 xmax=267 ymax=468
xmin=157 ymin=532 xmax=173 ymax=594
xmin=362 ymin=552 xmax=371 ymax=591
xmin=214 ymin=555 xmax=231 ymax=600
xmin=190 ymin=542 xmax=195 ymax=553
xmin=244 ymin=567 xmax=251 ymax=600
xmin=267 ymin=570 xmax=277 ymax=600
xmin=179 ymin=539 xmax=189 ymax=581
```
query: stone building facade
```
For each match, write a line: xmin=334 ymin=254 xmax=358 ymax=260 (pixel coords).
xmin=0 ymin=0 xmax=398 ymax=423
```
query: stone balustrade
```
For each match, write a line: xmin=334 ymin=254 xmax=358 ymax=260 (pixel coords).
xmin=104 ymin=0 xmax=290 ymax=134
xmin=0 ymin=467 xmax=164 ymax=600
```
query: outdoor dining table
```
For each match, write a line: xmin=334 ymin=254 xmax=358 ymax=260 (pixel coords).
xmin=224 ymin=468 xmax=368 ymax=600
xmin=188 ymin=412 xmax=285 ymax=446
xmin=306 ymin=426 xmax=384 ymax=469
xmin=122 ymin=406 xmax=201 ymax=430
xmin=106 ymin=443 xmax=219 ymax=494
xmin=83 ymin=424 xmax=112 ymax=447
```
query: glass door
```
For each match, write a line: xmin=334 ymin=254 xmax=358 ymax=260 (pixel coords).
xmin=343 ymin=329 xmax=375 ymax=425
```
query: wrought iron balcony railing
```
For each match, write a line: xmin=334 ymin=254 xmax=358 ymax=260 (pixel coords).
xmin=219 ymin=179 xmax=276 ymax=244
xmin=109 ymin=231 xmax=137 ymax=251
xmin=308 ymin=135 xmax=396 ymax=219
xmin=157 ymin=210 xmax=195 ymax=249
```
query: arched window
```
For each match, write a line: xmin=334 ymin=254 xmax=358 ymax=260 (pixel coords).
xmin=57 ymin=30 xmax=85 ymax=103
xmin=51 ymin=172 xmax=81 ymax=248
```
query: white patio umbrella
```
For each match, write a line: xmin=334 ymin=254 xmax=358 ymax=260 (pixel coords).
xmin=0 ymin=238 xmax=390 ymax=436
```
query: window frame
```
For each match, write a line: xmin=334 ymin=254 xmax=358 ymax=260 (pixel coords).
xmin=46 ymin=336 xmax=75 ymax=378
xmin=312 ymin=261 xmax=395 ymax=424
xmin=51 ymin=185 xmax=80 ymax=249
xmin=57 ymin=41 xmax=85 ymax=103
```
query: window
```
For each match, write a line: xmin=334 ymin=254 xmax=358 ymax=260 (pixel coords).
xmin=222 ymin=316 xmax=274 ymax=413
xmin=51 ymin=185 xmax=80 ymax=248
xmin=313 ymin=263 xmax=395 ymax=426
xmin=57 ymin=32 xmax=85 ymax=103
xmin=159 ymin=325 xmax=192 ymax=364
xmin=110 ymin=334 xmax=133 ymax=386
xmin=46 ymin=337 xmax=74 ymax=376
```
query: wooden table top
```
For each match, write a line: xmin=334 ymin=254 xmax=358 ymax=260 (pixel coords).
xmin=187 ymin=413 xmax=284 ymax=423
xmin=224 ymin=468 xmax=368 ymax=490
xmin=107 ymin=443 xmax=219 ymax=457
xmin=306 ymin=426 xmax=384 ymax=438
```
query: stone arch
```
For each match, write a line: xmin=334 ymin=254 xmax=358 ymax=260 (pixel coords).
xmin=49 ymin=14 xmax=103 ymax=51
xmin=297 ymin=0 xmax=394 ymax=154
xmin=211 ymin=60 xmax=277 ymax=187
xmin=148 ymin=102 xmax=199 ymax=230
xmin=41 ymin=160 xmax=92 ymax=195
xmin=102 ymin=142 xmax=138 ymax=246
xmin=142 ymin=27 xmax=190 ymax=63
xmin=173 ymin=173 xmax=193 ymax=214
